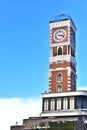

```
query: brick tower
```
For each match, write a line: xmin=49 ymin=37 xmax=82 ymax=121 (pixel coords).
xmin=49 ymin=14 xmax=76 ymax=93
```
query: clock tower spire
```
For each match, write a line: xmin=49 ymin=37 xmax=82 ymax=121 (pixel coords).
xmin=49 ymin=14 xmax=76 ymax=93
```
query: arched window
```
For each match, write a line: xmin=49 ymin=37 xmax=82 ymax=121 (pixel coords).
xmin=70 ymin=97 xmax=74 ymax=109
xmin=63 ymin=98 xmax=68 ymax=110
xmin=57 ymin=85 xmax=62 ymax=92
xmin=57 ymin=74 xmax=62 ymax=82
xmin=58 ymin=47 xmax=62 ymax=55
xmin=50 ymin=99 xmax=55 ymax=111
xmin=44 ymin=99 xmax=49 ymax=111
xmin=56 ymin=98 xmax=61 ymax=110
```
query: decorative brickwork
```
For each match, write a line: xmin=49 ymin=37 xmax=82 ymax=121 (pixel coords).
xmin=49 ymin=16 xmax=76 ymax=93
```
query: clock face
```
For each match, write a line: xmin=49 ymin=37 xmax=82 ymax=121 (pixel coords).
xmin=53 ymin=29 xmax=66 ymax=42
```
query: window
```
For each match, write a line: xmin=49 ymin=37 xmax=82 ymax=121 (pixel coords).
xmin=76 ymin=97 xmax=82 ymax=109
xmin=63 ymin=98 xmax=68 ymax=110
xmin=71 ymin=74 xmax=75 ymax=85
xmin=57 ymin=85 xmax=62 ymax=92
xmin=58 ymin=47 xmax=62 ymax=55
xmin=57 ymin=74 xmax=62 ymax=82
xmin=56 ymin=98 xmax=61 ymax=110
xmin=71 ymin=47 xmax=75 ymax=57
xmin=50 ymin=99 xmax=55 ymax=111
xmin=70 ymin=97 xmax=74 ymax=109
xmin=44 ymin=99 xmax=49 ymax=111
xmin=83 ymin=97 xmax=87 ymax=109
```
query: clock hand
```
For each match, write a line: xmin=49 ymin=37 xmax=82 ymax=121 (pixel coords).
xmin=58 ymin=34 xmax=64 ymax=38
xmin=55 ymin=34 xmax=64 ymax=39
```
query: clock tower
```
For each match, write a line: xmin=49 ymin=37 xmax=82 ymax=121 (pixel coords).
xmin=11 ymin=14 xmax=87 ymax=130
xmin=49 ymin=14 xmax=76 ymax=93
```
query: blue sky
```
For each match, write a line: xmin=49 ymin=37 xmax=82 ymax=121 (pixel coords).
xmin=0 ymin=0 xmax=87 ymax=98
xmin=0 ymin=0 xmax=87 ymax=130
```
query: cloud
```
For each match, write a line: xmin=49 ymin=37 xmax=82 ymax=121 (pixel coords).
xmin=0 ymin=97 xmax=41 ymax=130
xmin=1 ymin=86 xmax=87 ymax=130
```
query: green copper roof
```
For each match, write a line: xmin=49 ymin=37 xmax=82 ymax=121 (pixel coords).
xmin=49 ymin=14 xmax=70 ymax=22
xmin=49 ymin=14 xmax=76 ymax=29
